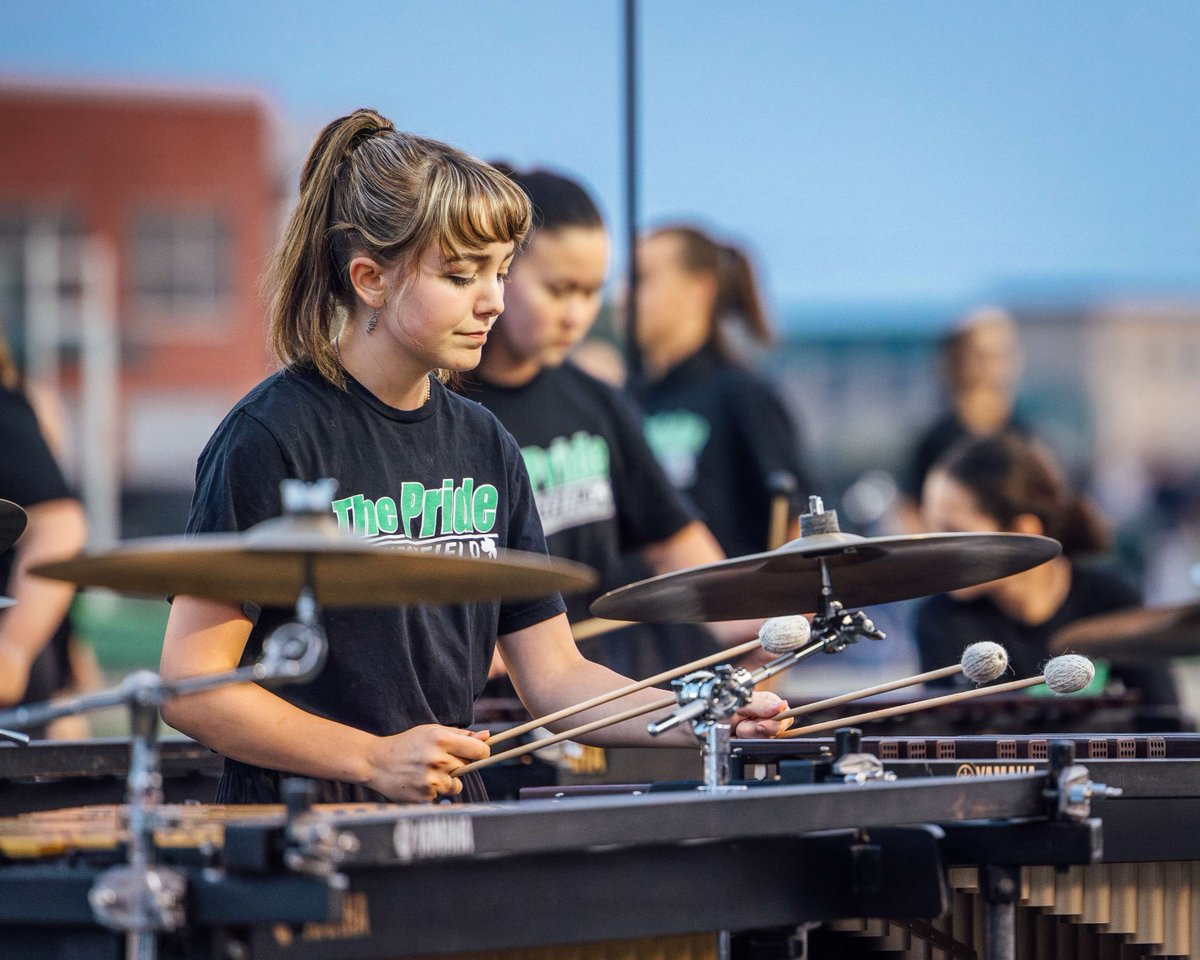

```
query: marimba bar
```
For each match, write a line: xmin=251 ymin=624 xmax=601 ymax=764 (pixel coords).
xmin=821 ymin=861 xmax=1200 ymax=959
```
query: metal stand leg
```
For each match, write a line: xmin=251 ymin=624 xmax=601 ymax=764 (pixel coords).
xmin=981 ymin=864 xmax=1019 ymax=960
xmin=88 ymin=676 xmax=185 ymax=960
xmin=703 ymin=722 xmax=737 ymax=791
xmin=126 ymin=691 xmax=160 ymax=960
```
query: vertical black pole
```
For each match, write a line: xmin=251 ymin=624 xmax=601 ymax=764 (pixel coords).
xmin=623 ymin=0 xmax=642 ymax=382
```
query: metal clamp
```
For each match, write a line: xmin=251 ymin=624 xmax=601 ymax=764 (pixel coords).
xmin=89 ymin=863 xmax=187 ymax=933
xmin=832 ymin=752 xmax=897 ymax=784
xmin=282 ymin=778 xmax=359 ymax=879
xmin=1046 ymin=740 xmax=1124 ymax=821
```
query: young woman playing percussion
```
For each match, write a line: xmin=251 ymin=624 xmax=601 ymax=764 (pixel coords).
xmin=158 ymin=110 xmax=791 ymax=805
xmin=916 ymin=433 xmax=1180 ymax=723
xmin=467 ymin=169 xmax=755 ymax=678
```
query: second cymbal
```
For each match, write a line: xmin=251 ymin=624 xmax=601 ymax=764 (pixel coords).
xmin=591 ymin=530 xmax=1061 ymax=622
xmin=1051 ymin=600 xmax=1200 ymax=661
xmin=31 ymin=512 xmax=596 ymax=607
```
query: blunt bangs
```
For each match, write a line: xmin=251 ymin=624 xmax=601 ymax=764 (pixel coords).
xmin=425 ymin=158 xmax=532 ymax=260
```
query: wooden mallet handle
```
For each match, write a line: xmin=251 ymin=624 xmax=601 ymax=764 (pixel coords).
xmin=778 ymin=664 xmax=962 ymax=720
xmin=779 ymin=675 xmax=1045 ymax=738
xmin=486 ymin=636 xmax=764 ymax=748
xmin=456 ymin=693 xmax=676 ymax=776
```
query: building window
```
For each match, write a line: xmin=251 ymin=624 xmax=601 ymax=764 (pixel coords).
xmin=129 ymin=209 xmax=232 ymax=319
xmin=0 ymin=209 xmax=86 ymax=361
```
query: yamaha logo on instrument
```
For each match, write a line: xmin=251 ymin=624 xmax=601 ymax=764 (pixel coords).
xmin=393 ymin=814 xmax=476 ymax=863
xmin=955 ymin=762 xmax=1038 ymax=778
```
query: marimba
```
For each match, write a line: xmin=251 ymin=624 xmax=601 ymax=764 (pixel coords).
xmin=0 ymin=760 xmax=1104 ymax=960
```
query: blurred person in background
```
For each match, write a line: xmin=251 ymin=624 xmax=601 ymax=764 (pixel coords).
xmin=1142 ymin=472 xmax=1200 ymax=605
xmin=158 ymin=111 xmax=791 ymax=805
xmin=466 ymin=168 xmax=757 ymax=680
xmin=897 ymin=306 xmax=1031 ymax=532
xmin=916 ymin=433 xmax=1184 ymax=729
xmin=634 ymin=225 xmax=811 ymax=560
xmin=0 ymin=332 xmax=90 ymax=737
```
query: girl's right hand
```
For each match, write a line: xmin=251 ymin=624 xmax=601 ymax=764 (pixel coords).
xmin=365 ymin=725 xmax=490 ymax=802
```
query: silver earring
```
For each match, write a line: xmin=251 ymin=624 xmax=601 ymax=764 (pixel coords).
xmin=366 ymin=312 xmax=379 ymax=333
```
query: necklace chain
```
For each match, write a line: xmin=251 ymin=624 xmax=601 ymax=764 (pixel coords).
xmin=334 ymin=334 xmax=431 ymax=407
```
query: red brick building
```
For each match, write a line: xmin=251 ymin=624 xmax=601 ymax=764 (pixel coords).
xmin=0 ymin=79 xmax=280 ymax=536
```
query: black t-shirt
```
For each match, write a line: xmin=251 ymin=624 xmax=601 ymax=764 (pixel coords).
xmin=638 ymin=346 xmax=810 ymax=559
xmin=914 ymin=561 xmax=1178 ymax=707
xmin=905 ymin=410 xmax=1032 ymax=499
xmin=464 ymin=363 xmax=696 ymax=622
xmin=187 ymin=366 xmax=564 ymax=801
xmin=0 ymin=383 xmax=74 ymax=710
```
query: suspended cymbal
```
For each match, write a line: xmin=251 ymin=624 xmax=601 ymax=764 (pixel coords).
xmin=31 ymin=512 xmax=596 ymax=607
xmin=0 ymin=499 xmax=27 ymax=554
xmin=1051 ymin=601 xmax=1200 ymax=661
xmin=591 ymin=530 xmax=1061 ymax=622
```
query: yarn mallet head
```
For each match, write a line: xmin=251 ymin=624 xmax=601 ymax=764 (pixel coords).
xmin=960 ymin=641 xmax=1009 ymax=685
xmin=758 ymin=615 xmax=813 ymax=654
xmin=1043 ymin=653 xmax=1095 ymax=694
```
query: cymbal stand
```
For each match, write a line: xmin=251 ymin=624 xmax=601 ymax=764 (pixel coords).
xmin=0 ymin=583 xmax=328 ymax=960
xmin=649 ymin=555 xmax=886 ymax=793
xmin=648 ymin=554 xmax=886 ymax=960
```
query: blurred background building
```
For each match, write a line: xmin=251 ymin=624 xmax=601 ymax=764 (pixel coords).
xmin=0 ymin=80 xmax=277 ymax=542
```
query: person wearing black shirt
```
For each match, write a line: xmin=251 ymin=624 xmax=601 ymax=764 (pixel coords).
xmin=158 ymin=111 xmax=791 ymax=805
xmin=0 ymin=340 xmax=87 ymax=722
xmin=898 ymin=307 xmax=1031 ymax=533
xmin=634 ymin=226 xmax=810 ymax=560
xmin=916 ymin=434 xmax=1180 ymax=724
xmin=467 ymin=169 xmax=756 ymax=678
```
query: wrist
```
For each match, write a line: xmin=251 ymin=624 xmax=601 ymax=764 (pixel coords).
xmin=348 ymin=730 xmax=383 ymax=789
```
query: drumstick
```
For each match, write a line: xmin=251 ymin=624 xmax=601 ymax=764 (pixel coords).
xmin=571 ymin=617 xmax=637 ymax=642
xmin=766 ymin=470 xmax=798 ymax=550
xmin=460 ymin=617 xmax=815 ymax=774
xmin=779 ymin=654 xmax=1095 ymax=738
xmin=487 ymin=617 xmax=633 ymax=682
xmin=761 ymin=472 xmax=798 ymax=692
xmin=487 ymin=616 xmax=810 ymax=748
xmin=777 ymin=641 xmax=1009 ymax=721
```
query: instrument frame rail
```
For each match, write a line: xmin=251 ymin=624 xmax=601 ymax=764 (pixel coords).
xmin=733 ymin=732 xmax=1200 ymax=862
xmin=0 ymin=736 xmax=223 ymax=815
xmin=0 ymin=767 xmax=1104 ymax=960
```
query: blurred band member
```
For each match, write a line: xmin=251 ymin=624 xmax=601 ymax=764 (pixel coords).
xmin=0 ymin=335 xmax=89 ymax=733
xmin=916 ymin=433 xmax=1182 ymax=727
xmin=635 ymin=225 xmax=810 ymax=559
xmin=469 ymin=169 xmax=758 ymax=678
xmin=899 ymin=307 xmax=1030 ymax=532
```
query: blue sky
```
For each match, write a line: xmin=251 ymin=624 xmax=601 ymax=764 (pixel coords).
xmin=2 ymin=1 xmax=1198 ymax=326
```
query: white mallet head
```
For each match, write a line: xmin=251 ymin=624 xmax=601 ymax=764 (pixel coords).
xmin=960 ymin=641 xmax=1009 ymax=684
xmin=759 ymin=615 xmax=812 ymax=654
xmin=1043 ymin=654 xmax=1095 ymax=695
